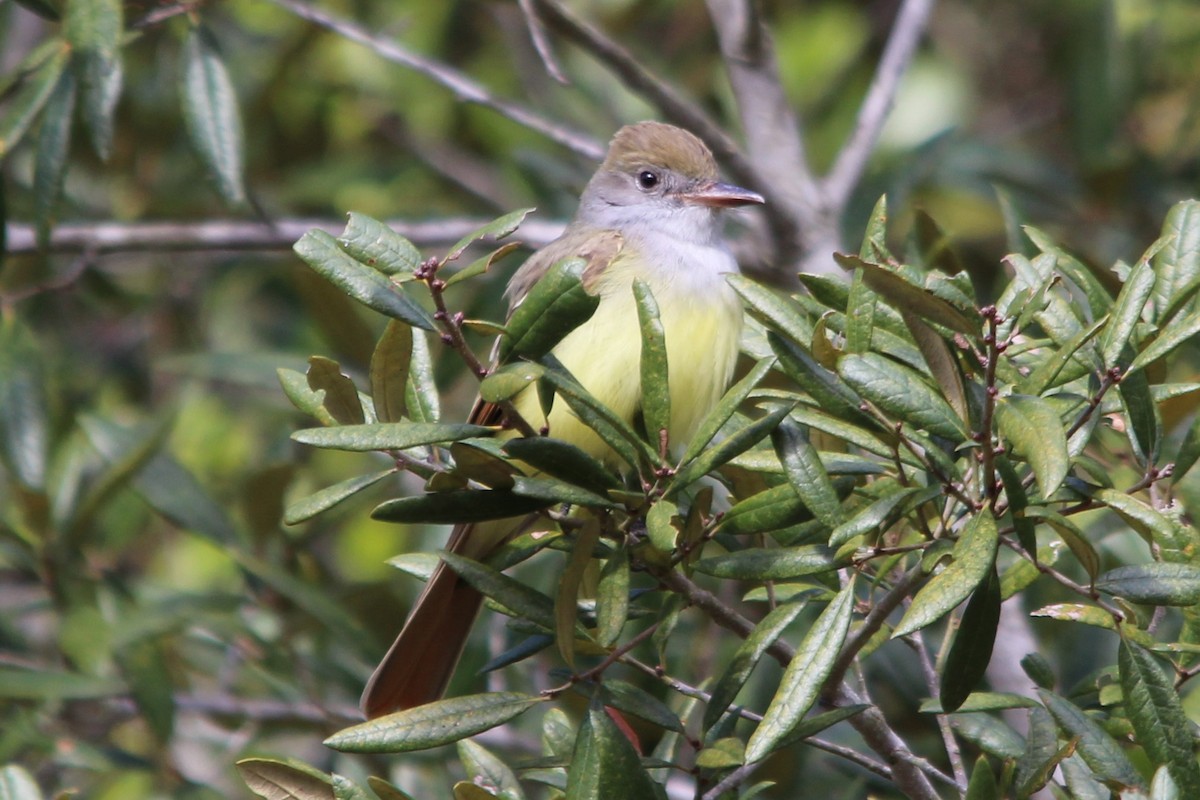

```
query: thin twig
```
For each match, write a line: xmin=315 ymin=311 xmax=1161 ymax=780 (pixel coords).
xmin=911 ymin=629 xmax=968 ymax=791
xmin=516 ymin=0 xmax=570 ymax=85
xmin=266 ymin=0 xmax=604 ymax=160
xmin=824 ymin=0 xmax=936 ymax=209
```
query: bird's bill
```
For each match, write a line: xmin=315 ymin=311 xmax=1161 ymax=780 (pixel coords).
xmin=680 ymin=181 xmax=765 ymax=208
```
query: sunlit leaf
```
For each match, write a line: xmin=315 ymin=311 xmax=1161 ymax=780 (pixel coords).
xmin=181 ymin=26 xmax=246 ymax=205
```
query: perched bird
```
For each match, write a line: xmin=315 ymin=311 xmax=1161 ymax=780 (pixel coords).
xmin=361 ymin=121 xmax=764 ymax=718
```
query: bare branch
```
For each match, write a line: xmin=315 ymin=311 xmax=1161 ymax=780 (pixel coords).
xmin=824 ymin=0 xmax=936 ymax=209
xmin=4 ymin=218 xmax=567 ymax=256
xmin=530 ymin=0 xmax=759 ymax=190
xmin=517 ymin=0 xmax=570 ymax=85
xmin=705 ymin=0 xmax=820 ymax=267
xmin=266 ymin=0 xmax=604 ymax=161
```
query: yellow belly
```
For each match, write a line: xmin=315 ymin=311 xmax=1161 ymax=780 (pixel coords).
xmin=512 ymin=255 xmax=743 ymax=468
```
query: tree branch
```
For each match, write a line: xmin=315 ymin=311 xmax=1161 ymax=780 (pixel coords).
xmin=824 ymin=0 xmax=936 ymax=209
xmin=266 ymin=0 xmax=604 ymax=161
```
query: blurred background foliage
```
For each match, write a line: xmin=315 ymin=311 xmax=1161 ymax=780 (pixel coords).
xmin=0 ymin=0 xmax=1199 ymax=797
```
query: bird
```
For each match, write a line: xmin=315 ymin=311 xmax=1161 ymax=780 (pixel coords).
xmin=361 ymin=121 xmax=764 ymax=718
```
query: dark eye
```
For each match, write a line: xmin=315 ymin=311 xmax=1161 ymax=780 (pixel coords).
xmin=636 ymin=170 xmax=659 ymax=190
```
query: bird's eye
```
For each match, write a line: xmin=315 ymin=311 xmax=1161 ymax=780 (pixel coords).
xmin=636 ymin=170 xmax=659 ymax=190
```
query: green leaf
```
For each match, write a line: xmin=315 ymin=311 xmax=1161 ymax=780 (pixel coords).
xmin=233 ymin=551 xmax=369 ymax=648
xmin=0 ymin=667 xmax=124 ymax=700
xmin=727 ymin=274 xmax=814 ymax=347
xmin=828 ymin=485 xmax=931 ymax=548
xmin=1039 ymin=690 xmax=1146 ymax=790
xmin=502 ymin=436 xmax=619 ymax=495
xmin=965 ymin=755 xmax=998 ymax=800
xmin=1026 ymin=509 xmax=1099 ymax=581
xmin=1119 ymin=367 xmax=1161 ymax=464
xmin=680 ymin=357 xmax=774 ymax=464
xmin=839 ymin=352 xmax=971 ymax=442
xmin=406 ymin=331 xmax=440 ymax=423
xmin=595 ymin=544 xmax=630 ymax=647
xmin=372 ymin=489 xmax=550 ymax=525
xmin=694 ymin=544 xmax=838 ymax=581
xmin=510 ymin=475 xmax=613 ymax=508
xmin=592 ymin=680 xmax=685 ymax=734
xmin=65 ymin=0 xmax=122 ymax=160
xmin=1090 ymin=488 xmax=1174 ymax=546
xmin=294 ymin=230 xmax=436 ymax=330
xmin=1096 ymin=563 xmax=1200 ymax=605
xmin=564 ymin=697 xmax=660 ymax=800
xmin=1100 ymin=255 xmax=1156 ymax=369
xmin=1127 ymin=305 xmax=1200 ymax=374
xmin=718 ymin=483 xmax=810 ymax=536
xmin=894 ymin=509 xmax=997 ymax=637
xmin=995 ymin=395 xmax=1069 ymax=496
xmin=1017 ymin=316 xmax=1106 ymax=396
xmin=0 ymin=43 xmax=67 ymax=159
xmin=115 ymin=637 xmax=174 ymax=740
xmin=667 ymin=403 xmax=793 ymax=496
xmin=843 ymin=265 xmax=877 ymax=354
xmin=940 ymin=567 xmax=1000 ymax=712
xmin=838 ymin=253 xmax=980 ymax=336
xmin=0 ymin=320 xmax=49 ymax=489
xmin=1025 ymin=227 xmax=1114 ymax=317
xmin=769 ymin=332 xmax=871 ymax=428
xmin=501 ymin=258 xmax=600 ymax=361
xmin=539 ymin=367 xmax=657 ymax=470
xmin=445 ymin=208 xmax=532 ymax=263
xmin=306 ymin=356 xmax=365 ymax=425
xmin=744 ymin=580 xmax=855 ymax=762
xmin=32 ymin=66 xmax=74 ymax=246
xmin=633 ymin=280 xmax=670 ymax=443
xmin=480 ymin=363 xmax=543 ymax=403
xmin=1174 ymin=414 xmax=1200 ymax=484
xmin=645 ymin=497 xmax=679 ymax=552
xmin=919 ymin=691 xmax=1038 ymax=713
xmin=1119 ymin=641 xmax=1200 ymax=796
xmin=292 ymin=422 xmax=490 ymax=451
xmin=703 ymin=600 xmax=807 ymax=731
xmin=904 ymin=310 xmax=968 ymax=427
xmin=338 ymin=213 xmax=422 ymax=276
xmin=0 ymin=765 xmax=44 ymax=800
xmin=457 ymin=740 xmax=524 ymax=800
xmin=369 ymin=321 xmax=412 ymax=423
xmin=556 ymin=523 xmax=599 ymax=667
xmin=284 ymin=468 xmax=395 ymax=524
xmin=771 ymin=419 xmax=844 ymax=529
xmin=237 ymin=759 xmax=334 ymax=800
xmin=1152 ymin=200 xmax=1200 ymax=322
xmin=446 ymin=241 xmax=522 ymax=288
xmin=366 ymin=777 xmax=416 ymax=800
xmin=11 ymin=0 xmax=60 ymax=20
xmin=326 ymin=692 xmax=544 ymax=753
xmin=181 ymin=26 xmax=246 ymax=205
xmin=442 ymin=551 xmax=557 ymax=629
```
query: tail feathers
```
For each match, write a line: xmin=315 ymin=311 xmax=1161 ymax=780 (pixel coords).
xmin=359 ymin=562 xmax=484 ymax=718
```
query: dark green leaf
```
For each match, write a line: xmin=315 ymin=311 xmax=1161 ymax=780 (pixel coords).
xmin=406 ymin=331 xmax=440 ymax=422
xmin=668 ymin=403 xmax=793 ymax=496
xmin=115 ymin=638 xmax=174 ymax=740
xmin=325 ymin=692 xmax=544 ymax=753
xmin=32 ymin=67 xmax=74 ymax=246
xmin=0 ymin=43 xmax=67 ymax=159
xmin=595 ymin=544 xmax=629 ymax=647
xmin=370 ymin=321 xmax=412 ymax=423
xmin=727 ymin=274 xmax=814 ymax=347
xmin=372 ymin=489 xmax=550 ymax=525
xmin=772 ymin=419 xmax=844 ymax=529
xmin=703 ymin=600 xmax=807 ymax=731
xmin=1152 ymin=200 xmax=1200 ymax=323
xmin=1119 ymin=368 xmax=1161 ymax=464
xmin=680 ymin=357 xmax=774 ymax=464
xmin=965 ymin=755 xmax=998 ymax=800
xmin=0 ymin=320 xmax=49 ymax=489
xmin=744 ymin=580 xmax=856 ymax=762
xmin=292 ymin=422 xmax=490 ymax=451
xmin=500 ymin=258 xmax=599 ymax=361
xmin=940 ymin=567 xmax=1000 ymax=712
xmin=633 ymin=280 xmax=670 ymax=442
xmin=894 ymin=509 xmax=997 ymax=637
xmin=995 ymin=395 xmax=1069 ymax=496
xmin=445 ymin=241 xmax=522 ymax=288
xmin=904 ymin=310 xmax=968 ymax=426
xmin=339 ymin=213 xmax=422 ymax=276
xmin=829 ymin=485 xmax=931 ymax=548
xmin=1101 ymin=255 xmax=1156 ymax=369
xmin=233 ymin=551 xmax=369 ymax=647
xmin=1128 ymin=306 xmax=1200 ymax=374
xmin=294 ymin=230 xmax=436 ymax=330
xmin=1096 ymin=563 xmax=1200 ymax=605
xmin=539 ymin=367 xmax=657 ymax=470
xmin=1039 ymin=690 xmax=1146 ymax=790
xmin=445 ymin=208 xmax=532 ymax=263
xmin=843 ymin=265 xmax=877 ymax=354
xmin=718 ymin=483 xmax=811 ymax=536
xmin=769 ymin=332 xmax=872 ymax=428
xmin=694 ymin=544 xmax=838 ymax=581
xmin=306 ymin=356 xmax=365 ymax=425
xmin=503 ymin=436 xmax=619 ymax=495
xmin=65 ymin=0 xmax=123 ymax=160
xmin=564 ymin=697 xmax=660 ymax=800
xmin=1017 ymin=317 xmax=1106 ymax=396
xmin=0 ymin=667 xmax=124 ymax=700
xmin=1119 ymin=641 xmax=1200 ymax=796
xmin=839 ymin=352 xmax=971 ymax=442
xmin=511 ymin=474 xmax=614 ymax=509
xmin=284 ymin=469 xmax=395 ymax=524
xmin=181 ymin=27 xmax=246 ymax=205
xmin=480 ymin=363 xmax=544 ymax=403
xmin=837 ymin=253 xmax=980 ymax=336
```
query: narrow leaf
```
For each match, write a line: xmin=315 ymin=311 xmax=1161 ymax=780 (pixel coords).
xmin=667 ymin=403 xmax=793 ymax=495
xmin=32 ymin=67 xmax=75 ymax=245
xmin=940 ymin=566 xmax=1000 ymax=712
xmin=772 ymin=419 xmax=844 ymax=529
xmin=237 ymin=758 xmax=334 ymax=800
xmin=339 ymin=213 xmax=422 ymax=276
xmin=680 ymin=357 xmax=774 ymax=464
xmin=306 ymin=356 xmax=365 ymax=425
xmin=372 ymin=489 xmax=549 ymax=525
xmin=444 ymin=208 xmax=532 ymax=263
xmin=284 ymin=469 xmax=395 ymax=524
xmin=1118 ymin=641 xmax=1200 ymax=796
xmin=181 ymin=27 xmax=246 ymax=205
xmin=633 ymin=280 xmax=670 ymax=443
xmin=0 ymin=44 xmax=67 ymax=158
xmin=369 ymin=320 xmax=412 ymax=423
xmin=1039 ymin=690 xmax=1146 ymax=790
xmin=1096 ymin=563 xmax=1200 ymax=606
xmin=65 ymin=0 xmax=123 ymax=160
xmin=564 ymin=698 xmax=659 ymax=800
xmin=995 ymin=395 xmax=1069 ymax=496
xmin=501 ymin=258 xmax=600 ymax=362
xmin=292 ymin=422 xmax=490 ymax=451
xmin=693 ymin=544 xmax=838 ymax=581
xmin=839 ymin=352 xmax=971 ymax=441
xmin=1101 ymin=255 xmax=1155 ymax=368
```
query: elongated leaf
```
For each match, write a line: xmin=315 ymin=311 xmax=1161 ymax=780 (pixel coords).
xmin=1101 ymin=255 xmax=1155 ymax=368
xmin=0 ymin=44 xmax=67 ymax=158
xmin=445 ymin=241 xmax=521 ymax=288
xmin=718 ymin=483 xmax=810 ymax=536
xmin=445 ymin=208 xmax=532 ymax=263
xmin=645 ymin=497 xmax=679 ymax=552
xmin=904 ymin=310 xmax=968 ymax=426
xmin=32 ymin=67 xmax=75 ymax=245
xmin=1096 ymin=563 xmax=1200 ymax=605
xmin=181 ymin=27 xmax=246 ymax=205
xmin=1025 ymin=227 xmax=1114 ymax=316
xmin=0 ymin=321 xmax=49 ymax=490
xmin=728 ymin=274 xmax=814 ymax=346
xmin=294 ymin=230 xmax=436 ymax=330
xmin=511 ymin=474 xmax=614 ymax=508
xmin=369 ymin=321 xmax=412 ymax=423
xmin=1120 ymin=367 xmax=1161 ymax=464
xmin=565 ymin=697 xmax=659 ymax=800
xmin=1017 ymin=317 xmax=1106 ymax=396
xmin=326 ymin=692 xmax=544 ymax=753
xmin=284 ymin=469 xmax=395 ymax=524
xmin=1091 ymin=488 xmax=1174 ymax=546
xmin=940 ymin=567 xmax=1000 ymax=712
xmin=995 ymin=395 xmax=1069 ymax=496
xmin=633 ymin=280 xmax=670 ymax=443
xmin=306 ymin=356 xmax=365 ymax=425
xmin=703 ymin=600 xmax=807 ymax=730
xmin=556 ymin=523 xmax=599 ymax=667
xmin=292 ymin=422 xmax=489 ymax=451
xmin=837 ymin=253 xmax=980 ymax=336
xmin=843 ymin=265 xmax=877 ymax=354
xmin=667 ymin=403 xmax=793 ymax=496
xmin=744 ymin=580 xmax=856 ymax=762
xmin=769 ymin=332 xmax=871 ymax=428
xmin=539 ymin=365 xmax=654 ymax=470
xmin=501 ymin=259 xmax=599 ymax=361
xmin=1026 ymin=509 xmax=1099 ymax=581
xmin=456 ymin=740 xmax=523 ymax=800
xmin=339 ymin=213 xmax=422 ymax=276
xmin=595 ymin=544 xmax=629 ymax=647
xmin=502 ymin=436 xmax=618 ymax=495
xmin=1119 ymin=641 xmax=1200 ymax=796
xmin=237 ymin=758 xmax=334 ymax=800
xmin=372 ymin=489 xmax=549 ymax=524
xmin=680 ymin=357 xmax=774 ymax=464
xmin=829 ymin=485 xmax=930 ymax=548
xmin=65 ymin=0 xmax=122 ymax=160
xmin=772 ymin=419 xmax=844 ymax=529
xmin=1039 ymin=690 xmax=1146 ymax=790
xmin=840 ymin=352 xmax=970 ymax=441
xmin=894 ymin=509 xmax=997 ymax=637
xmin=1128 ymin=305 xmax=1200 ymax=374
xmin=1152 ymin=200 xmax=1200 ymax=321
xmin=694 ymin=544 xmax=838 ymax=581
xmin=0 ymin=667 xmax=124 ymax=700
